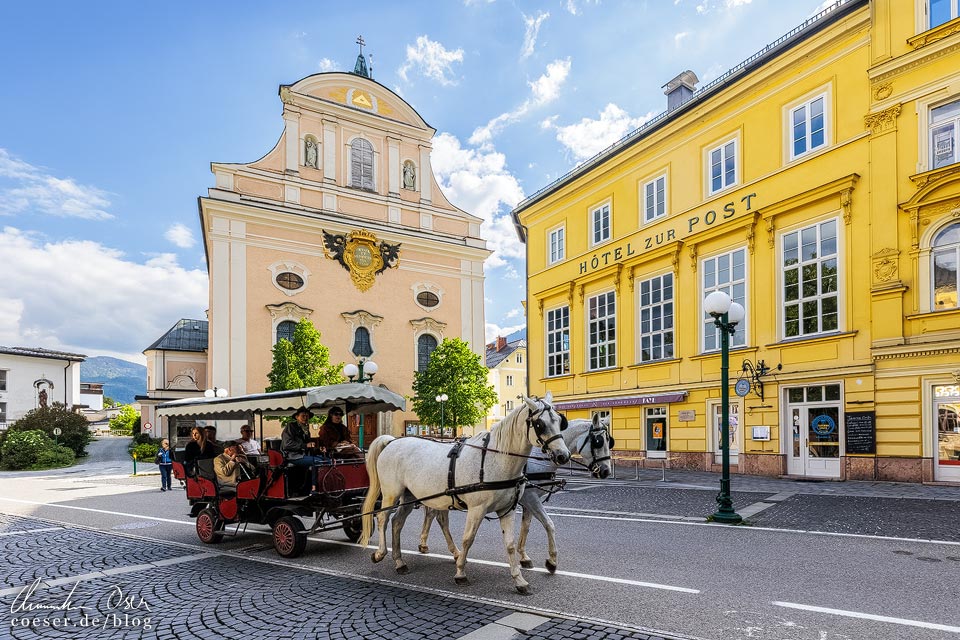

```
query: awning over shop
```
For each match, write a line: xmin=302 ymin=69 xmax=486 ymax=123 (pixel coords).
xmin=554 ymin=392 xmax=688 ymax=411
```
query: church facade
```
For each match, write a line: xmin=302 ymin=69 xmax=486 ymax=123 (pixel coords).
xmin=198 ymin=59 xmax=489 ymax=437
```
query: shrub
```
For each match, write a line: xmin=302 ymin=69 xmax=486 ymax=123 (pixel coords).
xmin=10 ymin=403 xmax=92 ymax=457
xmin=1 ymin=430 xmax=56 ymax=470
xmin=132 ymin=432 xmax=155 ymax=445
xmin=131 ymin=442 xmax=160 ymax=463
xmin=32 ymin=446 xmax=75 ymax=470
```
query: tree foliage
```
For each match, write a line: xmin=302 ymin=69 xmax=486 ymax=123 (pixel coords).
xmin=10 ymin=402 xmax=91 ymax=457
xmin=1 ymin=430 xmax=74 ymax=470
xmin=411 ymin=338 xmax=497 ymax=434
xmin=266 ymin=319 xmax=344 ymax=391
xmin=109 ymin=405 xmax=140 ymax=436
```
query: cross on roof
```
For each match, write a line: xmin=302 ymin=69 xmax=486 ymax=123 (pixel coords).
xmin=356 ymin=35 xmax=365 ymax=55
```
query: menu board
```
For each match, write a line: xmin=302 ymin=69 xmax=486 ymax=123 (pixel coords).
xmin=844 ymin=411 xmax=876 ymax=454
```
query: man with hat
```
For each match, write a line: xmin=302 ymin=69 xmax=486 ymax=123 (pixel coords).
xmin=281 ymin=407 xmax=327 ymax=467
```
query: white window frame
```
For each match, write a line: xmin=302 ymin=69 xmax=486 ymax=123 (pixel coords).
xmin=702 ymin=248 xmax=748 ymax=352
xmin=545 ymin=305 xmax=570 ymax=377
xmin=516 ymin=353 xmax=523 ymax=364
xmin=922 ymin=220 xmax=960 ymax=312
xmin=590 ymin=201 xmax=612 ymax=246
xmin=0 ymin=402 xmax=6 ymax=427
xmin=929 ymin=98 xmax=960 ymax=171
xmin=786 ymin=89 xmax=830 ymax=162
xmin=591 ymin=409 xmax=611 ymax=426
xmin=506 ymin=375 xmax=514 ymax=386
xmin=0 ymin=369 xmax=6 ymax=392
xmin=586 ymin=291 xmax=616 ymax=371
xmin=780 ymin=217 xmax=842 ymax=339
xmin=548 ymin=224 xmax=566 ymax=265
xmin=705 ymin=134 xmax=739 ymax=196
xmin=641 ymin=173 xmax=668 ymax=224
xmin=637 ymin=273 xmax=674 ymax=363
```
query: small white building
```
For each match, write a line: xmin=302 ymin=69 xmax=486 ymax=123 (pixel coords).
xmin=79 ymin=382 xmax=105 ymax=411
xmin=0 ymin=346 xmax=86 ymax=429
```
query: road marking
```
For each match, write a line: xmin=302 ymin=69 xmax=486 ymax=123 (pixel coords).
xmin=0 ymin=497 xmax=195 ymax=527
xmin=0 ymin=527 xmax=63 ymax=537
xmin=772 ymin=601 xmax=960 ymax=634
xmin=0 ymin=552 xmax=214 ymax=597
xmin=546 ymin=505 xmax=694 ymax=521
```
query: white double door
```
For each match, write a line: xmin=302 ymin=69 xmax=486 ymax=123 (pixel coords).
xmin=786 ymin=396 xmax=842 ymax=478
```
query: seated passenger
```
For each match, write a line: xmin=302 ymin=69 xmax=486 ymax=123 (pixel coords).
xmin=238 ymin=425 xmax=261 ymax=456
xmin=214 ymin=444 xmax=255 ymax=490
xmin=204 ymin=425 xmax=225 ymax=457
xmin=281 ymin=407 xmax=328 ymax=467
xmin=183 ymin=426 xmax=215 ymax=475
xmin=315 ymin=408 xmax=361 ymax=458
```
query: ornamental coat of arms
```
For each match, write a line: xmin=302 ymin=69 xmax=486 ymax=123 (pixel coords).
xmin=322 ymin=229 xmax=401 ymax=292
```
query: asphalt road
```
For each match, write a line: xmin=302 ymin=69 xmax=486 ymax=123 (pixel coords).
xmin=0 ymin=438 xmax=958 ymax=640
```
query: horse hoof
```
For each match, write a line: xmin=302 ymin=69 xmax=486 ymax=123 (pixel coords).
xmin=545 ymin=560 xmax=557 ymax=574
xmin=516 ymin=585 xmax=530 ymax=595
xmin=455 ymin=576 xmax=469 ymax=586
xmin=520 ymin=559 xmax=533 ymax=569
xmin=418 ymin=545 xmax=429 ymax=554
xmin=396 ymin=565 xmax=409 ymax=575
xmin=371 ymin=552 xmax=383 ymax=564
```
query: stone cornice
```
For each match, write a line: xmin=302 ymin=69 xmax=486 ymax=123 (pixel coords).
xmin=907 ymin=17 xmax=960 ymax=50
xmin=869 ymin=35 xmax=960 ymax=84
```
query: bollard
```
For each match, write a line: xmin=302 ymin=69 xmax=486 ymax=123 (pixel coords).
xmin=133 ymin=452 xmax=137 ymax=476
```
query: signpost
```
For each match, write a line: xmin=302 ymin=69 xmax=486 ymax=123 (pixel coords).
xmin=143 ymin=422 xmax=152 ymax=434
xmin=53 ymin=427 xmax=62 ymax=446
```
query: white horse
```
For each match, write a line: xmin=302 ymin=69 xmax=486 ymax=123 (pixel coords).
xmin=359 ymin=394 xmax=571 ymax=594
xmin=418 ymin=413 xmax=614 ymax=574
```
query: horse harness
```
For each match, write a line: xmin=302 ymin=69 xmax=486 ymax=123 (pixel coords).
xmin=442 ymin=402 xmax=563 ymax=514
xmin=571 ymin=422 xmax=615 ymax=475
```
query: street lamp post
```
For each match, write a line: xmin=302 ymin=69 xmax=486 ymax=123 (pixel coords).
xmin=343 ymin=359 xmax=378 ymax=450
xmin=204 ymin=387 xmax=228 ymax=398
xmin=704 ymin=290 xmax=746 ymax=524
xmin=435 ymin=393 xmax=448 ymax=437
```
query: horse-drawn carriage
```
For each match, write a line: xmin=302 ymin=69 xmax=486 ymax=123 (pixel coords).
xmin=156 ymin=383 xmax=405 ymax=558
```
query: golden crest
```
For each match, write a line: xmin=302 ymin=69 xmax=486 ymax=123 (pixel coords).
xmin=322 ymin=228 xmax=402 ymax=292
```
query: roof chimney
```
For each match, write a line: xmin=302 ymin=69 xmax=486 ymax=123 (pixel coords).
xmin=496 ymin=336 xmax=507 ymax=351
xmin=662 ymin=70 xmax=699 ymax=111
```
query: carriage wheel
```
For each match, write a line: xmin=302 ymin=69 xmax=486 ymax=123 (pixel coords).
xmin=273 ymin=516 xmax=307 ymax=558
xmin=342 ymin=517 xmax=363 ymax=543
xmin=196 ymin=508 xmax=224 ymax=544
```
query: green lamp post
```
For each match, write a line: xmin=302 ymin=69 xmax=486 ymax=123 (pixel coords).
xmin=344 ymin=358 xmax=378 ymax=450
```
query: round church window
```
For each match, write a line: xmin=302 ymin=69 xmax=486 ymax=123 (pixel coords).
xmin=276 ymin=272 xmax=304 ymax=290
xmin=416 ymin=291 xmax=440 ymax=308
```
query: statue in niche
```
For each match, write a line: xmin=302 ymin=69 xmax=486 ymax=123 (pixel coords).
xmin=38 ymin=389 xmax=48 ymax=408
xmin=305 ymin=138 xmax=318 ymax=169
xmin=402 ymin=161 xmax=416 ymax=190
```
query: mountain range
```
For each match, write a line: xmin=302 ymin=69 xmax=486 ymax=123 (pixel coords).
xmin=80 ymin=356 xmax=146 ymax=405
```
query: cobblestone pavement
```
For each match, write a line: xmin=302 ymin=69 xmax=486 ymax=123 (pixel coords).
xmin=0 ymin=513 xmax=689 ymax=640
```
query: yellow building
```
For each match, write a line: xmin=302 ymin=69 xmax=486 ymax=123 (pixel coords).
xmin=513 ymin=0 xmax=960 ymax=483
xmin=485 ymin=336 xmax=527 ymax=431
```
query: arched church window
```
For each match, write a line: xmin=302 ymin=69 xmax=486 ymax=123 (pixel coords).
xmin=352 ymin=327 xmax=373 ymax=358
xmin=417 ymin=334 xmax=438 ymax=372
xmin=933 ymin=222 xmax=960 ymax=310
xmin=276 ymin=320 xmax=296 ymax=344
xmin=350 ymin=138 xmax=375 ymax=191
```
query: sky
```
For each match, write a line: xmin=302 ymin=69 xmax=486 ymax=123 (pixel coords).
xmin=0 ymin=0 xmax=837 ymax=364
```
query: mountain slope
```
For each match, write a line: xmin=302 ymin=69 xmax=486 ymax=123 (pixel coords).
xmin=80 ymin=356 xmax=146 ymax=405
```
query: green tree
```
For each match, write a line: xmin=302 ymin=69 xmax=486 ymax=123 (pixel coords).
xmin=10 ymin=402 xmax=92 ymax=457
xmin=109 ymin=405 xmax=140 ymax=436
xmin=266 ymin=319 xmax=344 ymax=391
xmin=103 ymin=396 xmax=116 ymax=408
xmin=411 ymin=338 xmax=497 ymax=436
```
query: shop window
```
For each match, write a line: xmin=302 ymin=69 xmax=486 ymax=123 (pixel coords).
xmin=933 ymin=222 xmax=960 ymax=310
xmin=782 ymin=219 xmax=839 ymax=338
xmin=587 ymin=292 xmax=616 ymax=370
xmin=639 ymin=274 xmax=673 ymax=362
xmin=930 ymin=99 xmax=960 ymax=170
xmin=642 ymin=174 xmax=667 ymax=223
xmin=702 ymin=249 xmax=747 ymax=351
xmin=548 ymin=226 xmax=565 ymax=264
xmin=546 ymin=306 xmax=570 ymax=376
xmin=645 ymin=407 xmax=668 ymax=456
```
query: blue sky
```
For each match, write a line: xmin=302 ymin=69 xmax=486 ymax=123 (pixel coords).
xmin=0 ymin=0 xmax=834 ymax=363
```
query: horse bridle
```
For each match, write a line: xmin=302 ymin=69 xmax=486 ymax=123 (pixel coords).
xmin=526 ymin=401 xmax=565 ymax=456
xmin=576 ymin=423 xmax=614 ymax=474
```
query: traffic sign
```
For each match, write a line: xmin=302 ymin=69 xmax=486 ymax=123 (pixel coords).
xmin=143 ymin=422 xmax=153 ymax=432
xmin=53 ymin=427 xmax=62 ymax=436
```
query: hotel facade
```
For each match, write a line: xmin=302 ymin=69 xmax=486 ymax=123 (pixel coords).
xmin=513 ymin=0 xmax=960 ymax=483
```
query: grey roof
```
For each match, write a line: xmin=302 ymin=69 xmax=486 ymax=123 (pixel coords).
xmin=486 ymin=339 xmax=526 ymax=369
xmin=511 ymin=0 xmax=866 ymax=236
xmin=0 ymin=346 xmax=86 ymax=362
xmin=145 ymin=319 xmax=209 ymax=353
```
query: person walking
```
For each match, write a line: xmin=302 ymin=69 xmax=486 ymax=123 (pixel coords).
xmin=156 ymin=439 xmax=174 ymax=492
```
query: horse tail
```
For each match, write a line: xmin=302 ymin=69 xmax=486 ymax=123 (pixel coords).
xmin=359 ymin=434 xmax=395 ymax=547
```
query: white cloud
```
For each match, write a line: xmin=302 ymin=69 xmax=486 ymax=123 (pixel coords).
xmin=165 ymin=223 xmax=196 ymax=248
xmin=485 ymin=322 xmax=526 ymax=343
xmin=505 ymin=307 xmax=523 ymax=319
xmin=0 ymin=226 xmax=208 ymax=361
xmin=810 ymin=0 xmax=836 ymax=17
xmin=398 ymin=36 xmax=464 ymax=86
xmin=318 ymin=58 xmax=339 ymax=72
xmin=431 ymin=133 xmax=524 ymax=268
xmin=0 ymin=149 xmax=113 ymax=220
xmin=695 ymin=0 xmax=752 ymax=13
xmin=674 ymin=31 xmax=689 ymax=47
xmin=564 ymin=0 xmax=599 ymax=15
xmin=520 ymin=11 xmax=550 ymax=59
xmin=469 ymin=58 xmax=571 ymax=146
xmin=549 ymin=103 xmax=654 ymax=162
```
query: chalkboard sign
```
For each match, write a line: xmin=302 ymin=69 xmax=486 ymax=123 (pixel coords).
xmin=844 ymin=411 xmax=876 ymax=454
